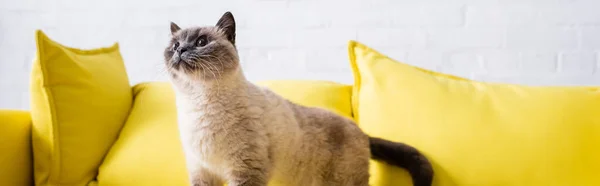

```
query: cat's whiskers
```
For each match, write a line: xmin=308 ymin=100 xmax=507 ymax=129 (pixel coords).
xmin=199 ymin=59 xmax=221 ymax=96
xmin=194 ymin=61 xmax=208 ymax=81
xmin=183 ymin=55 xmax=202 ymax=77
xmin=201 ymin=56 xmax=224 ymax=78
xmin=202 ymin=55 xmax=226 ymax=81
xmin=206 ymin=55 xmax=226 ymax=73
xmin=200 ymin=62 xmax=222 ymax=99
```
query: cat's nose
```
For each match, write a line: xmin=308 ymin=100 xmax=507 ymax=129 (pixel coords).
xmin=178 ymin=47 xmax=188 ymax=54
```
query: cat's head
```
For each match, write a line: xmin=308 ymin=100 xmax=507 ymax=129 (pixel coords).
xmin=164 ymin=12 xmax=239 ymax=81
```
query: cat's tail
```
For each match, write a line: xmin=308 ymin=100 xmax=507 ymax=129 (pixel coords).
xmin=368 ymin=137 xmax=433 ymax=186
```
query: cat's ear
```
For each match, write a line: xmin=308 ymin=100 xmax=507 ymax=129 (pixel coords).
xmin=170 ymin=22 xmax=181 ymax=35
xmin=215 ymin=11 xmax=236 ymax=45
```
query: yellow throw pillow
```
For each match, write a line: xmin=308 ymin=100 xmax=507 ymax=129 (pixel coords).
xmin=95 ymin=82 xmax=188 ymax=186
xmin=95 ymin=80 xmax=352 ymax=186
xmin=257 ymin=80 xmax=353 ymax=119
xmin=348 ymin=41 xmax=600 ymax=186
xmin=30 ymin=30 xmax=132 ymax=186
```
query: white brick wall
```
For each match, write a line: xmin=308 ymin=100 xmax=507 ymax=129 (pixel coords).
xmin=2 ymin=0 xmax=600 ymax=109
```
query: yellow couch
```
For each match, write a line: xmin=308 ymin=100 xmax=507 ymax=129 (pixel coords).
xmin=2 ymin=31 xmax=600 ymax=186
xmin=0 ymin=110 xmax=33 ymax=186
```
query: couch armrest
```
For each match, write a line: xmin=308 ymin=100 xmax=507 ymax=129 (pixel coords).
xmin=0 ymin=110 xmax=33 ymax=186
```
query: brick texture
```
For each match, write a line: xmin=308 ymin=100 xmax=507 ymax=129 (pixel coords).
xmin=1 ymin=0 xmax=600 ymax=109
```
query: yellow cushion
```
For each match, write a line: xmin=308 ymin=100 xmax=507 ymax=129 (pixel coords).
xmin=348 ymin=40 xmax=600 ymax=186
xmin=257 ymin=80 xmax=353 ymax=119
xmin=30 ymin=30 xmax=132 ymax=186
xmin=96 ymin=82 xmax=188 ymax=186
xmin=95 ymin=80 xmax=352 ymax=185
xmin=0 ymin=110 xmax=33 ymax=186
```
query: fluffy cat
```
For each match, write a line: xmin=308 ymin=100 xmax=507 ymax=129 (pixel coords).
xmin=164 ymin=12 xmax=433 ymax=186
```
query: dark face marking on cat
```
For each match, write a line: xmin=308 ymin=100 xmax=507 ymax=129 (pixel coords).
xmin=164 ymin=12 xmax=239 ymax=80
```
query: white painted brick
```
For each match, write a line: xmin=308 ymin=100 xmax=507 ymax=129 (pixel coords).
xmin=238 ymin=49 xmax=267 ymax=67
xmin=427 ymin=28 xmax=505 ymax=49
xmin=597 ymin=52 xmax=600 ymax=74
xmin=0 ymin=50 xmax=27 ymax=86
xmin=0 ymin=10 xmax=56 ymax=29
xmin=57 ymin=9 xmax=127 ymax=27
xmin=440 ymin=52 xmax=484 ymax=78
xmin=0 ymin=0 xmax=53 ymax=10
xmin=283 ymin=10 xmax=332 ymax=29
xmin=174 ymin=7 xmax=237 ymax=28
xmin=466 ymin=4 xmax=540 ymax=27
xmin=390 ymin=3 xmax=464 ymax=27
xmin=559 ymin=51 xmax=596 ymax=74
xmin=539 ymin=1 xmax=600 ymax=25
xmin=236 ymin=29 xmax=293 ymax=47
xmin=506 ymin=28 xmax=578 ymax=50
xmin=357 ymin=29 xmax=427 ymax=49
xmin=290 ymin=29 xmax=356 ymax=48
xmin=327 ymin=10 xmax=392 ymax=28
xmin=234 ymin=1 xmax=294 ymax=29
xmin=119 ymin=28 xmax=165 ymax=47
xmin=285 ymin=0 xmax=360 ymax=29
xmin=239 ymin=49 xmax=307 ymax=74
xmin=242 ymin=11 xmax=293 ymax=29
xmin=582 ymin=28 xmax=600 ymax=49
xmin=321 ymin=2 xmax=463 ymax=28
xmin=468 ymin=2 xmax=600 ymax=27
xmin=481 ymin=50 xmax=521 ymax=74
xmin=2 ymin=0 xmax=600 ymax=109
xmin=0 ymin=91 xmax=22 ymax=109
xmin=265 ymin=49 xmax=309 ymax=71
xmin=305 ymin=47 xmax=350 ymax=73
xmin=122 ymin=9 xmax=174 ymax=27
xmin=0 ymin=28 xmax=35 ymax=55
xmin=288 ymin=0 xmax=376 ymax=28
xmin=519 ymin=52 xmax=558 ymax=74
xmin=55 ymin=0 xmax=130 ymax=10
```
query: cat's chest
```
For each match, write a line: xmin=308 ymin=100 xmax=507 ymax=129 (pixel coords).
xmin=177 ymin=109 xmax=234 ymax=138
xmin=178 ymin=109 xmax=256 ymax=169
xmin=177 ymin=104 xmax=249 ymax=139
xmin=178 ymin=112 xmax=233 ymax=164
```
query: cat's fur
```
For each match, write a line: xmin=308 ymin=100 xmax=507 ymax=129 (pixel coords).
xmin=164 ymin=12 xmax=433 ymax=186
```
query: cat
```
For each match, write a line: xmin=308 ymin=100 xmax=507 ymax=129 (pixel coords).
xmin=164 ymin=11 xmax=433 ymax=186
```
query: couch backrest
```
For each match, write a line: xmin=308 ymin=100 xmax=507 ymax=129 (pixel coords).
xmin=0 ymin=110 xmax=33 ymax=186
xmin=93 ymin=80 xmax=353 ymax=185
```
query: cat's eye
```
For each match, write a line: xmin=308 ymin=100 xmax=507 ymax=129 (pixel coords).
xmin=197 ymin=35 xmax=208 ymax=47
xmin=172 ymin=42 xmax=180 ymax=51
